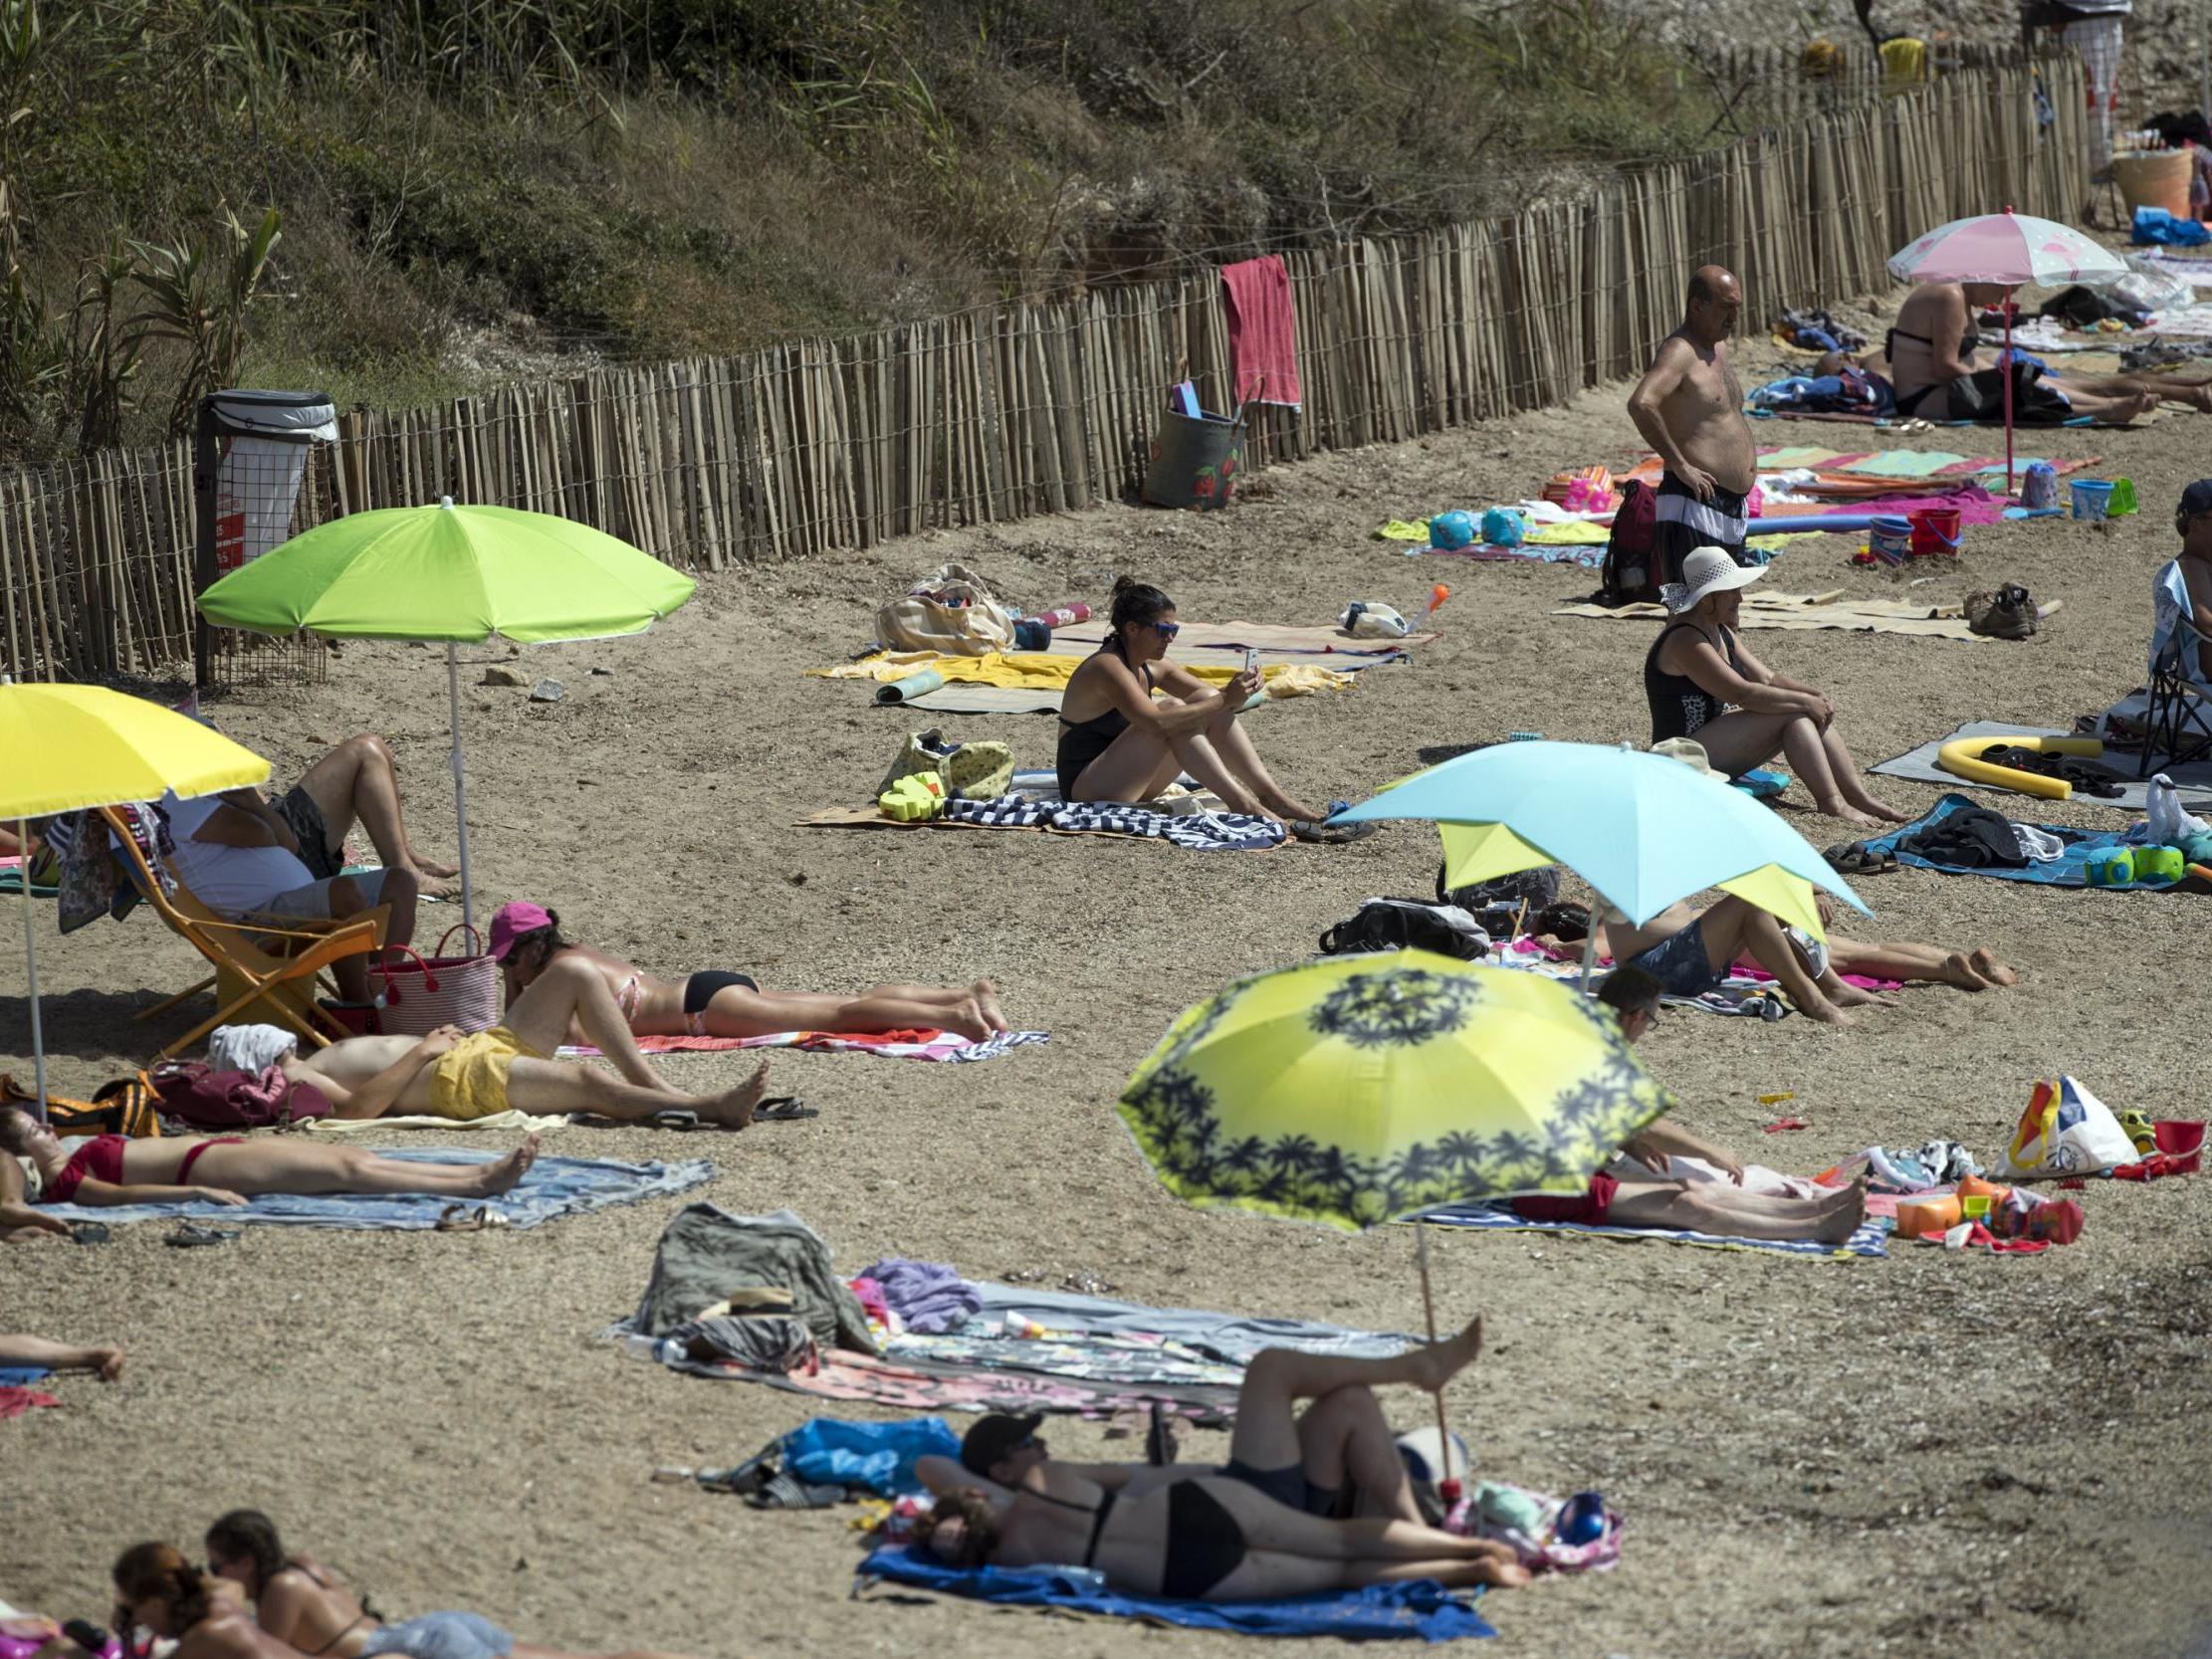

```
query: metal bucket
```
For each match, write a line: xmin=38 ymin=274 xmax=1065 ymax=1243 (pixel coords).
xmin=1143 ymin=408 xmax=1245 ymax=510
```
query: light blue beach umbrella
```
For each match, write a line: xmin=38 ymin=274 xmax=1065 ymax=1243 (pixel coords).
xmin=1332 ymin=740 xmax=1869 ymax=982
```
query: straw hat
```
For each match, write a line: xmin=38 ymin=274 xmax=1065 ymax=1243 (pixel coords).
xmin=1660 ymin=545 xmax=1765 ymax=614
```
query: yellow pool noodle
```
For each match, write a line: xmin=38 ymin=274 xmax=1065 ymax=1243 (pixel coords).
xmin=1934 ymin=734 xmax=2103 ymax=802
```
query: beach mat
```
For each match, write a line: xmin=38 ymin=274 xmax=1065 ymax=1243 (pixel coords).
xmin=1416 ymin=1201 xmax=1891 ymax=1260
xmin=1870 ymin=721 xmax=2212 ymax=810
xmin=1552 ymin=591 xmax=2061 ymax=641
xmin=32 ymin=1148 xmax=710 ymax=1230
xmin=558 ymin=1029 xmax=1047 ymax=1063
xmin=801 ymin=799 xmax=1283 ymax=851
xmin=895 ymin=683 xmax=1063 ymax=714
xmin=855 ymin=1548 xmax=1494 ymax=1640
xmin=1050 ymin=619 xmax=1439 ymax=655
xmin=1864 ymin=792 xmax=2193 ymax=890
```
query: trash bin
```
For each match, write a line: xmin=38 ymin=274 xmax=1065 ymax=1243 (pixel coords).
xmin=2112 ymin=148 xmax=2192 ymax=221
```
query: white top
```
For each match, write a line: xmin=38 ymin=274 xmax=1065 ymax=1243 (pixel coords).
xmin=160 ymin=790 xmax=315 ymax=914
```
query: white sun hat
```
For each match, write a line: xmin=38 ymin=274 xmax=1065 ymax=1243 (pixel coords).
xmin=1661 ymin=545 xmax=1766 ymax=613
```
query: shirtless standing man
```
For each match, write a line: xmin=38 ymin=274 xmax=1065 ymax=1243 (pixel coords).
xmin=1627 ymin=266 xmax=1758 ymax=584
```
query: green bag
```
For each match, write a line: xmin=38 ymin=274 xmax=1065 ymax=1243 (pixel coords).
xmin=875 ymin=729 xmax=1014 ymax=802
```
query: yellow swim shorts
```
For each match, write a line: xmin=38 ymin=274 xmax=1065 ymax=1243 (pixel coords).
xmin=427 ymin=1026 xmax=544 ymax=1121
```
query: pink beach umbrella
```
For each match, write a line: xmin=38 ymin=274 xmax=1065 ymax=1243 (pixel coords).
xmin=1886 ymin=210 xmax=2128 ymax=489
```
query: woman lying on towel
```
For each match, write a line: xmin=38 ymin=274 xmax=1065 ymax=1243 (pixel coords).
xmin=0 ymin=1106 xmax=541 ymax=1206
xmin=1055 ymin=577 xmax=1366 ymax=843
xmin=912 ymin=1320 xmax=1531 ymax=1598
xmin=486 ymin=901 xmax=1008 ymax=1045
xmin=1886 ymin=280 xmax=2173 ymax=423
xmin=124 ymin=1532 xmax=686 ymax=1659
xmin=1645 ymin=548 xmax=1906 ymax=829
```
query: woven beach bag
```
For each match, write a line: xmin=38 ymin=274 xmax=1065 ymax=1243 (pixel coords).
xmin=371 ymin=924 xmax=501 ymax=1036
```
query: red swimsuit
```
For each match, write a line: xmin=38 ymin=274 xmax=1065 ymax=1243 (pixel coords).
xmin=42 ymin=1135 xmax=243 ymax=1202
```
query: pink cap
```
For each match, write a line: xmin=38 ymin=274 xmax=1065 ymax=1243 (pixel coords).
xmin=488 ymin=901 xmax=553 ymax=960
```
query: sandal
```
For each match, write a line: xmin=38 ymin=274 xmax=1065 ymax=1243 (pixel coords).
xmin=166 ymin=1221 xmax=239 ymax=1249
xmin=651 ymin=1109 xmax=701 ymax=1132
xmin=745 ymin=1471 xmax=847 ymax=1510
xmin=434 ymin=1203 xmax=511 ymax=1232
xmin=1823 ymin=841 xmax=1896 ymax=876
xmin=701 ymin=1438 xmax=782 ymax=1498
xmin=1289 ymin=817 xmax=1382 ymax=845
xmin=753 ymin=1096 xmax=815 ymax=1123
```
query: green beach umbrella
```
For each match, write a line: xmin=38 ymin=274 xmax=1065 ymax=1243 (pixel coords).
xmin=198 ymin=499 xmax=696 ymax=924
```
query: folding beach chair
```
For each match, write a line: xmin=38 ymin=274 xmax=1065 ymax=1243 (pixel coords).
xmin=96 ymin=805 xmax=388 ymax=1063
xmin=2141 ymin=561 xmax=2212 ymax=778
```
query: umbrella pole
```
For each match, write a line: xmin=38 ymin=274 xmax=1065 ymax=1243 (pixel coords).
xmin=20 ymin=818 xmax=44 ymax=1124
xmin=2003 ymin=284 xmax=2017 ymax=493
xmin=1578 ymin=921 xmax=1600 ymax=993
xmin=447 ymin=644 xmax=475 ymax=932
xmin=1414 ymin=1223 xmax=1461 ymax=1507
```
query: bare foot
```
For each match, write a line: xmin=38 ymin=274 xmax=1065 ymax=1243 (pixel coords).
xmin=699 ymin=1061 xmax=770 ymax=1130
xmin=1474 ymin=1558 xmax=1534 ymax=1588
xmin=1943 ymin=950 xmax=1992 ymax=991
xmin=406 ymin=863 xmax=462 ymax=900
xmin=1968 ymin=947 xmax=2019 ymax=986
xmin=95 ymin=1347 xmax=125 ymax=1382
xmin=972 ymin=979 xmax=1009 ymax=1033
xmin=1808 ymin=1002 xmax=1857 ymax=1028
xmin=1821 ymin=801 xmax=1885 ymax=830
xmin=1406 ymin=1315 xmax=1485 ymax=1392
xmin=2130 ymin=391 xmax=2161 ymax=420
xmin=1813 ymin=1181 xmax=1868 ymax=1244
xmin=411 ymin=853 xmax=462 ymax=881
xmin=476 ymin=1133 xmax=541 ymax=1195
xmin=940 ymin=999 xmax=995 ymax=1043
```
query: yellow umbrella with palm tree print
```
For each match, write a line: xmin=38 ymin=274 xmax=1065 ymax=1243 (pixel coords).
xmin=1117 ymin=950 xmax=1672 ymax=1232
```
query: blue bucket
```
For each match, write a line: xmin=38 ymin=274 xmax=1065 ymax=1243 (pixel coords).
xmin=1868 ymin=515 xmax=1912 ymax=565
xmin=2071 ymin=480 xmax=2116 ymax=519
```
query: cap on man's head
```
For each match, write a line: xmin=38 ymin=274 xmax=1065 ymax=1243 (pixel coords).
xmin=2178 ymin=479 xmax=2212 ymax=531
xmin=959 ymin=1412 xmax=1044 ymax=1476
xmin=487 ymin=901 xmax=553 ymax=961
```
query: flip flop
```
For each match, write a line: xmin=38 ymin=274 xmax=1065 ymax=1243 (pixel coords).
xmin=1823 ymin=841 xmax=1896 ymax=875
xmin=753 ymin=1096 xmax=814 ymax=1122
xmin=651 ymin=1109 xmax=701 ymax=1131
xmin=1289 ymin=817 xmax=1382 ymax=845
xmin=166 ymin=1221 xmax=240 ymax=1248
xmin=745 ymin=1472 xmax=847 ymax=1510
xmin=71 ymin=1221 xmax=113 ymax=1246
xmin=433 ymin=1203 xmax=511 ymax=1232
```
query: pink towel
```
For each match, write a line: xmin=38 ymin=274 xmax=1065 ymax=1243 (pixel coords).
xmin=1220 ymin=256 xmax=1301 ymax=410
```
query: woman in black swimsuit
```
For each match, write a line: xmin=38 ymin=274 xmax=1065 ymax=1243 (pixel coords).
xmin=1644 ymin=547 xmax=1904 ymax=829
xmin=1884 ymin=281 xmax=2166 ymax=423
xmin=1056 ymin=577 xmax=1335 ymax=832
xmin=912 ymin=1320 xmax=1531 ymax=1599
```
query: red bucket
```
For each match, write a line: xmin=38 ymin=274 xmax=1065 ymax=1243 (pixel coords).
xmin=1908 ymin=507 xmax=1962 ymax=557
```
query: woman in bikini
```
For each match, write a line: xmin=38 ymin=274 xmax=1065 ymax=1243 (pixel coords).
xmin=1884 ymin=280 xmax=2166 ymax=423
xmin=486 ymin=902 xmax=1008 ymax=1046
xmin=1057 ymin=577 xmax=1353 ymax=839
xmin=912 ymin=1320 xmax=1532 ymax=1599
xmin=0 ymin=1107 xmax=540 ymax=1207
xmin=178 ymin=1523 xmax=688 ymax=1659
xmin=1644 ymin=546 xmax=1904 ymax=829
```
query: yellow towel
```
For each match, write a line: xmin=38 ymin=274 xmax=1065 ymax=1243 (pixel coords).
xmin=1522 ymin=520 xmax=1611 ymax=546
xmin=814 ymin=651 xmax=1352 ymax=697
xmin=1372 ymin=518 xmax=1432 ymax=541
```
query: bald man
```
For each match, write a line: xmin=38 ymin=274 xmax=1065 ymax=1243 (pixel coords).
xmin=1627 ymin=266 xmax=1758 ymax=584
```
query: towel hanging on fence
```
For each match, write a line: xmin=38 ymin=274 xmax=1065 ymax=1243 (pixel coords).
xmin=1220 ymin=256 xmax=1302 ymax=410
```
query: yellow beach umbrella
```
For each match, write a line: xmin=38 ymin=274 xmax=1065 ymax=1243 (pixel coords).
xmin=0 ymin=685 xmax=270 ymax=1116
xmin=1117 ymin=951 xmax=1673 ymax=1231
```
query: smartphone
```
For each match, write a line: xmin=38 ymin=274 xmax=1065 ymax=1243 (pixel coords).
xmin=1242 ymin=647 xmax=1259 ymax=676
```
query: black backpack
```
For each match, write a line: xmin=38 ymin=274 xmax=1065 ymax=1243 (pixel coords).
xmin=1318 ymin=898 xmax=1489 ymax=961
xmin=1599 ymin=479 xmax=1660 ymax=607
xmin=1435 ymin=864 xmax=1560 ymax=937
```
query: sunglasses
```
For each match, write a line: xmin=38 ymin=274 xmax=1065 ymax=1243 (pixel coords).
xmin=1151 ymin=621 xmax=1181 ymax=641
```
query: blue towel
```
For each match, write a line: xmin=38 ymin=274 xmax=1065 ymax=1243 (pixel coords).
xmin=0 ymin=1366 xmax=53 ymax=1386
xmin=32 ymin=1148 xmax=711 ymax=1230
xmin=783 ymin=1416 xmax=961 ymax=1495
xmin=857 ymin=1547 xmax=1494 ymax=1640
xmin=1866 ymin=792 xmax=2175 ymax=890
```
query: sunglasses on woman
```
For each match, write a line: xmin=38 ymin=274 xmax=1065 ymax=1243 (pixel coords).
xmin=1151 ymin=622 xmax=1180 ymax=642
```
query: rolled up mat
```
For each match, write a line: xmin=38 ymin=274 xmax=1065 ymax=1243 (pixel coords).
xmin=1752 ymin=513 xmax=1880 ymax=535
xmin=874 ymin=669 xmax=946 ymax=705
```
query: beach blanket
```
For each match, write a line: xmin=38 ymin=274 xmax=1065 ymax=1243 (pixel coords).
xmin=31 ymin=1148 xmax=710 ymax=1230
xmin=1865 ymin=793 xmax=2185 ymax=890
xmin=1417 ymin=1201 xmax=1892 ymax=1260
xmin=0 ymin=857 xmax=55 ymax=898
xmin=624 ymin=1277 xmax=1412 ymax=1425
xmin=558 ymin=1029 xmax=1047 ymax=1063
xmin=855 ymin=1548 xmax=1494 ymax=1640
xmin=304 ymin=1109 xmax=571 ymax=1135
xmin=815 ymin=650 xmax=1357 ymax=697
xmin=1552 ymin=590 xmax=2060 ymax=642
xmin=1050 ymin=619 xmax=1438 ymax=656
xmin=1484 ymin=936 xmax=1898 ymax=1018
xmin=1870 ymin=721 xmax=2212 ymax=811
xmin=0 ymin=1366 xmax=51 ymax=1387
xmin=803 ymin=797 xmax=1285 ymax=851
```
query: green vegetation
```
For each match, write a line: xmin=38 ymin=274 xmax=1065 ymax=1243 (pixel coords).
xmin=1 ymin=0 xmax=1726 ymax=461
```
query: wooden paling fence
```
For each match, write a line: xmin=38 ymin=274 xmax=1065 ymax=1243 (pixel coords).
xmin=1 ymin=53 xmax=2086 ymax=684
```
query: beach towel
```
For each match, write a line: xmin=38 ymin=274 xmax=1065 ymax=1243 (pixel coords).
xmin=1865 ymin=793 xmax=2183 ymax=889
xmin=1049 ymin=619 xmax=1439 ymax=657
xmin=557 ymin=1029 xmax=1047 ymax=1063
xmin=1219 ymin=254 xmax=1302 ymax=409
xmin=782 ymin=1415 xmax=962 ymax=1494
xmin=1417 ymin=1201 xmax=1891 ymax=1260
xmin=1871 ymin=722 xmax=2212 ymax=811
xmin=1553 ymin=589 xmax=2055 ymax=642
xmin=0 ymin=1386 xmax=61 ymax=1420
xmin=304 ymin=1109 xmax=572 ymax=1136
xmin=30 ymin=1148 xmax=709 ymax=1230
xmin=856 ymin=1548 xmax=1494 ymax=1640
xmin=944 ymin=795 xmax=1286 ymax=850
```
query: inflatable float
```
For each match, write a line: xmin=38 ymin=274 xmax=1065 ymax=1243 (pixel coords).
xmin=1934 ymin=733 xmax=2103 ymax=802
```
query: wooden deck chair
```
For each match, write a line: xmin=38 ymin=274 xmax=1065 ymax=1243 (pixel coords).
xmin=96 ymin=806 xmax=389 ymax=1063
xmin=2140 ymin=561 xmax=2212 ymax=779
